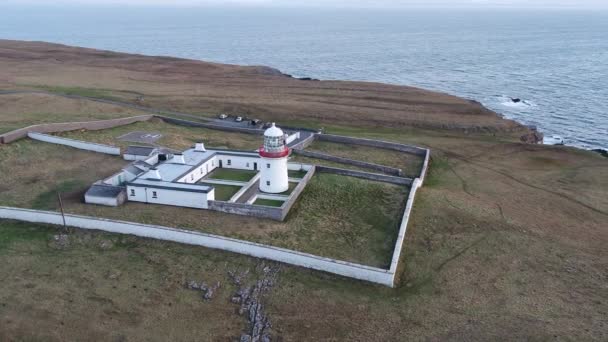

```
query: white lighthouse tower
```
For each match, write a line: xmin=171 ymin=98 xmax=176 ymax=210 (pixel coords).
xmin=259 ymin=123 xmax=289 ymax=193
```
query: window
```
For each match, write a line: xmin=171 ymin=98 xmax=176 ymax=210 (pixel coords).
xmin=152 ymin=191 xmax=158 ymax=199
xmin=246 ymin=162 xmax=250 ymax=168
xmin=266 ymin=163 xmax=270 ymax=169
xmin=130 ymin=189 xmax=135 ymax=196
xmin=266 ymin=181 xmax=270 ymax=186
xmin=191 ymin=174 xmax=194 ymax=181
xmin=227 ymin=159 xmax=232 ymax=166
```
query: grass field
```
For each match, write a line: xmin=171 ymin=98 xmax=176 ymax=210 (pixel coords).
xmin=58 ymin=119 xmax=261 ymax=150
xmin=207 ymin=168 xmax=257 ymax=182
xmin=0 ymin=92 xmax=144 ymax=134
xmin=1 ymin=122 xmax=606 ymax=341
xmin=200 ymin=183 xmax=242 ymax=201
xmin=287 ymin=170 xmax=308 ymax=179
xmin=55 ymin=118 xmax=262 ymax=151
xmin=1 ymin=41 xmax=607 ymax=341
xmin=306 ymin=140 xmax=425 ymax=178
xmin=254 ymin=198 xmax=285 ymax=207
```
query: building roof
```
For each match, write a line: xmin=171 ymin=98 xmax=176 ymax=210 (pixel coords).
xmin=85 ymin=184 xmax=125 ymax=198
xmin=133 ymin=160 xmax=152 ymax=171
xmin=123 ymin=164 xmax=146 ymax=176
xmin=125 ymin=145 xmax=157 ymax=156
xmin=264 ymin=123 xmax=284 ymax=137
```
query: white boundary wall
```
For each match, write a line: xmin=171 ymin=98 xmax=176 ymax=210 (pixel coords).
xmin=28 ymin=132 xmax=121 ymax=155
xmin=0 ymin=206 xmax=394 ymax=286
xmin=0 ymin=149 xmax=429 ymax=287
xmin=386 ymin=148 xmax=429 ymax=279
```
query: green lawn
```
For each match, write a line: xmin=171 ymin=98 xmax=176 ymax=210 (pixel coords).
xmin=288 ymin=170 xmax=308 ymax=179
xmin=203 ymin=184 xmax=242 ymax=201
xmin=207 ymin=168 xmax=257 ymax=182
xmin=254 ymin=198 xmax=285 ymax=207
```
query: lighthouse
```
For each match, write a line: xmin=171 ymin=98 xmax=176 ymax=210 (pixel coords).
xmin=259 ymin=123 xmax=289 ymax=193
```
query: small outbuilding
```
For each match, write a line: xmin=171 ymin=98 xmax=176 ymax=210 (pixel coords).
xmin=124 ymin=145 xmax=158 ymax=161
xmin=84 ymin=183 xmax=127 ymax=207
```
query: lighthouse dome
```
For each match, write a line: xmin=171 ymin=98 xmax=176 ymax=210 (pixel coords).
xmin=264 ymin=123 xmax=284 ymax=137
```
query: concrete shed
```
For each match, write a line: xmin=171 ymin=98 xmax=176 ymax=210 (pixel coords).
xmin=124 ymin=145 xmax=158 ymax=161
xmin=84 ymin=183 xmax=127 ymax=207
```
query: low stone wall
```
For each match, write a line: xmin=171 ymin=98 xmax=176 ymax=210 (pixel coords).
xmin=0 ymin=115 xmax=153 ymax=144
xmin=208 ymin=201 xmax=284 ymax=220
xmin=28 ymin=132 xmax=121 ymax=155
xmin=388 ymin=178 xmax=422 ymax=279
xmin=419 ymin=149 xmax=431 ymax=184
xmin=293 ymin=149 xmax=402 ymax=176
xmin=209 ymin=166 xmax=316 ymax=221
xmin=278 ymin=165 xmax=315 ymax=220
xmin=230 ymin=173 xmax=261 ymax=203
xmin=317 ymin=133 xmax=427 ymax=156
xmin=158 ymin=116 xmax=264 ymax=135
xmin=316 ymin=166 xmax=413 ymax=186
xmin=0 ymin=206 xmax=393 ymax=286
xmin=289 ymin=133 xmax=316 ymax=150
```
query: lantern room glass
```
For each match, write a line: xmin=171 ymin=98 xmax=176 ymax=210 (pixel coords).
xmin=264 ymin=135 xmax=285 ymax=152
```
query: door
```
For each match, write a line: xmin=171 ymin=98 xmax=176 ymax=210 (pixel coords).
xmin=254 ymin=162 xmax=257 ymax=171
xmin=219 ymin=159 xmax=223 ymax=168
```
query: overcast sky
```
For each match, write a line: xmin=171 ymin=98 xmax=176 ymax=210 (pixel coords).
xmin=4 ymin=0 xmax=608 ymax=9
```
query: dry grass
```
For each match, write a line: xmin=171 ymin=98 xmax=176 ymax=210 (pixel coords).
xmin=0 ymin=39 xmax=526 ymax=132
xmin=0 ymin=221 xmax=254 ymax=341
xmin=0 ymin=40 xmax=606 ymax=341
xmin=54 ymin=118 xmax=262 ymax=151
xmin=0 ymin=92 xmax=145 ymax=133
xmin=305 ymin=140 xmax=425 ymax=178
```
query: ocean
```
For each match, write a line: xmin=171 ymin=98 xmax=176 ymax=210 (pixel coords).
xmin=1 ymin=6 xmax=607 ymax=150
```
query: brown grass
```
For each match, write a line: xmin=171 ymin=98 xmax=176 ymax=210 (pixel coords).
xmin=0 ymin=92 xmax=144 ymax=133
xmin=0 ymin=39 xmax=526 ymax=132
xmin=0 ymin=40 xmax=606 ymax=341
xmin=54 ymin=118 xmax=262 ymax=151
xmin=305 ymin=140 xmax=425 ymax=178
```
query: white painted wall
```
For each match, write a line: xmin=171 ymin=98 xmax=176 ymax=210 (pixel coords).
xmin=388 ymin=178 xmax=422 ymax=276
xmin=103 ymin=172 xmax=126 ymax=186
xmin=287 ymin=163 xmax=313 ymax=171
xmin=176 ymin=157 xmax=218 ymax=184
xmin=216 ymin=155 xmax=259 ymax=171
xmin=84 ymin=194 xmax=119 ymax=207
xmin=285 ymin=132 xmax=300 ymax=145
xmin=126 ymin=185 xmax=211 ymax=209
xmin=28 ymin=132 xmax=121 ymax=155
xmin=124 ymin=154 xmax=151 ymax=161
xmin=259 ymin=156 xmax=289 ymax=193
xmin=0 ymin=206 xmax=394 ymax=287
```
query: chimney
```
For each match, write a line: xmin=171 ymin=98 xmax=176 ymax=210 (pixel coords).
xmin=172 ymin=154 xmax=186 ymax=164
xmin=195 ymin=142 xmax=206 ymax=152
xmin=148 ymin=168 xmax=162 ymax=180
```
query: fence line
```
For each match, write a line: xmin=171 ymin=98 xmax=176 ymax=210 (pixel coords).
xmin=0 ymin=206 xmax=394 ymax=286
xmin=28 ymin=132 xmax=121 ymax=155
xmin=0 ymin=115 xmax=153 ymax=144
